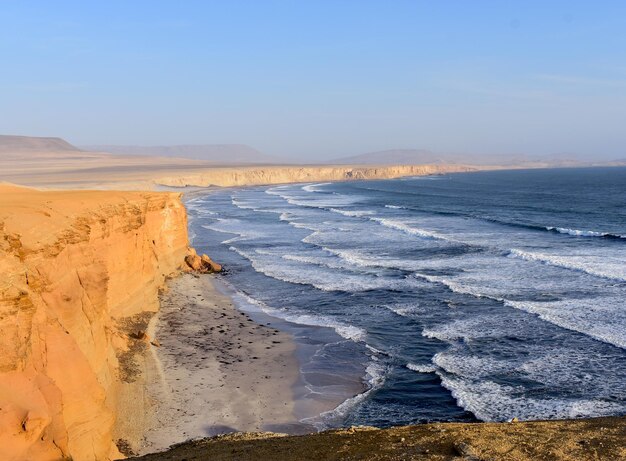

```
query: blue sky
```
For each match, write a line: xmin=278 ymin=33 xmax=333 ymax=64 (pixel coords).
xmin=1 ymin=1 xmax=625 ymax=160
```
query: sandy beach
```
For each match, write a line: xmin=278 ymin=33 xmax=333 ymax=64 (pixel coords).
xmin=130 ymin=274 xmax=304 ymax=455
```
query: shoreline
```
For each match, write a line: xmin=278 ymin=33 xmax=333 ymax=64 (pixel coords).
xmin=2 ymin=172 xmax=626 ymax=460
xmin=135 ymin=273 xmax=305 ymax=455
xmin=135 ymin=271 xmax=371 ymax=456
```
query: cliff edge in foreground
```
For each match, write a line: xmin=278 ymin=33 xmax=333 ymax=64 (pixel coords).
xmin=130 ymin=416 xmax=626 ymax=461
xmin=0 ymin=184 xmax=189 ymax=461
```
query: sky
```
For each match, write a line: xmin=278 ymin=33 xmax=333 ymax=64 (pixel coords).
xmin=1 ymin=1 xmax=625 ymax=161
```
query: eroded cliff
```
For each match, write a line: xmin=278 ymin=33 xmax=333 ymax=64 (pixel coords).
xmin=0 ymin=184 xmax=189 ymax=461
xmin=154 ymin=164 xmax=476 ymax=187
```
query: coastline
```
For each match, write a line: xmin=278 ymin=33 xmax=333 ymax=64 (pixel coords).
xmin=2 ymin=168 xmax=626 ymax=460
xmin=135 ymin=274 xmax=305 ymax=455
xmin=135 ymin=250 xmax=371 ymax=455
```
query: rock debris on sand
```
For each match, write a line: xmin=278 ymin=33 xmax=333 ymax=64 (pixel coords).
xmin=138 ymin=274 xmax=302 ymax=455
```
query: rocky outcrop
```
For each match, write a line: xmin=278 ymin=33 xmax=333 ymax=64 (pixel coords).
xmin=184 ymin=248 xmax=222 ymax=273
xmin=0 ymin=184 xmax=189 ymax=461
xmin=154 ymin=164 xmax=476 ymax=188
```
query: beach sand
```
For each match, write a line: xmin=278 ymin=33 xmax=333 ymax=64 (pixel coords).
xmin=132 ymin=274 xmax=305 ymax=456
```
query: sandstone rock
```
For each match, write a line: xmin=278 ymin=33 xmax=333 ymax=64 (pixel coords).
xmin=130 ymin=331 xmax=149 ymax=341
xmin=0 ymin=185 xmax=189 ymax=461
xmin=201 ymin=254 xmax=222 ymax=272
xmin=185 ymin=249 xmax=222 ymax=273
xmin=185 ymin=253 xmax=203 ymax=271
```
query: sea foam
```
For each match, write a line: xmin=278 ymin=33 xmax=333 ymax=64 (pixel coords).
xmin=508 ymin=248 xmax=626 ymax=282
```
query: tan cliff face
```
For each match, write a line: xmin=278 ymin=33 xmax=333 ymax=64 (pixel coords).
xmin=154 ymin=164 xmax=477 ymax=188
xmin=0 ymin=184 xmax=189 ymax=461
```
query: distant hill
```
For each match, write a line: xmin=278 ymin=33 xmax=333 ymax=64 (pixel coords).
xmin=84 ymin=144 xmax=280 ymax=164
xmin=0 ymin=135 xmax=80 ymax=153
xmin=330 ymin=149 xmax=443 ymax=165
xmin=328 ymin=148 xmax=599 ymax=167
xmin=328 ymin=148 xmax=515 ymax=165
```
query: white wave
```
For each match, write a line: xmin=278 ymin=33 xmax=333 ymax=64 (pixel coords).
xmin=406 ymin=363 xmax=436 ymax=373
xmin=421 ymin=315 xmax=533 ymax=342
xmin=413 ymin=272 xmax=505 ymax=302
xmin=282 ymin=254 xmax=349 ymax=270
xmin=437 ymin=373 xmax=626 ymax=422
xmin=285 ymin=313 xmax=367 ymax=342
xmin=385 ymin=205 xmax=407 ymax=210
xmin=231 ymin=197 xmax=257 ymax=209
xmin=266 ymin=185 xmax=362 ymax=210
xmin=322 ymin=247 xmax=430 ymax=274
xmin=302 ymin=183 xmax=331 ymax=193
xmin=369 ymin=217 xmax=452 ymax=241
xmin=265 ymin=185 xmax=290 ymax=195
xmin=231 ymin=289 xmax=366 ymax=342
xmin=432 ymin=352 xmax=513 ymax=378
xmin=229 ymin=245 xmax=412 ymax=293
xmin=518 ymin=347 xmax=606 ymax=388
xmin=423 ymin=322 xmax=467 ymax=342
xmin=329 ymin=208 xmax=375 ymax=217
xmin=420 ymin=272 xmax=626 ymax=351
xmin=508 ymin=248 xmax=626 ymax=282
xmin=201 ymin=221 xmax=239 ymax=235
xmin=314 ymin=362 xmax=387 ymax=427
xmin=201 ymin=220 xmax=265 ymax=244
xmin=279 ymin=212 xmax=318 ymax=230
xmin=283 ymin=249 xmax=421 ymax=278
xmin=385 ymin=303 xmax=423 ymax=317
xmin=504 ymin=299 xmax=626 ymax=350
xmin=547 ymin=226 xmax=624 ymax=238
xmin=323 ymin=248 xmax=387 ymax=269
xmin=190 ymin=208 xmax=217 ymax=217
xmin=231 ymin=196 xmax=291 ymax=215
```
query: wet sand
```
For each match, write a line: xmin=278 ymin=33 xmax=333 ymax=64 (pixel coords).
xmin=137 ymin=274 xmax=306 ymax=455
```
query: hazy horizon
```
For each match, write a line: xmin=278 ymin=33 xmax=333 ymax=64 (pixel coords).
xmin=1 ymin=1 xmax=625 ymax=161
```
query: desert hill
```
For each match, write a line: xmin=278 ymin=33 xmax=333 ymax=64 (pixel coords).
xmin=0 ymin=135 xmax=80 ymax=153
xmin=330 ymin=148 xmax=443 ymax=165
xmin=84 ymin=144 xmax=280 ymax=164
xmin=328 ymin=148 xmax=600 ymax=167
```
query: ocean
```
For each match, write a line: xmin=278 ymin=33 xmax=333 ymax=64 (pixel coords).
xmin=186 ymin=167 xmax=626 ymax=429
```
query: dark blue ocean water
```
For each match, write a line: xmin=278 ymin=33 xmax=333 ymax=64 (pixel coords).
xmin=187 ymin=167 xmax=626 ymax=428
